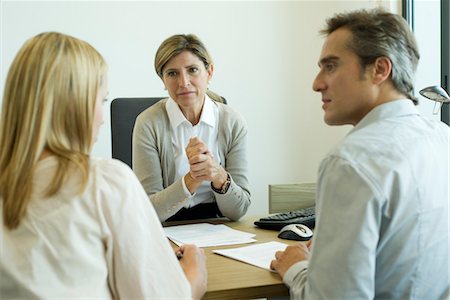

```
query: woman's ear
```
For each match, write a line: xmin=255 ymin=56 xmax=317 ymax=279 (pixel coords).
xmin=207 ymin=64 xmax=214 ymax=82
xmin=372 ymin=56 xmax=392 ymax=85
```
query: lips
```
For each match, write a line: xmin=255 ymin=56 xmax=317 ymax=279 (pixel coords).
xmin=177 ymin=91 xmax=195 ymax=96
xmin=322 ymin=98 xmax=331 ymax=110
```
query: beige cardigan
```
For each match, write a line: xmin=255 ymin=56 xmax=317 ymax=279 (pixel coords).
xmin=133 ymin=99 xmax=251 ymax=222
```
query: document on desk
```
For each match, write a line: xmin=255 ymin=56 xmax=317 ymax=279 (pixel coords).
xmin=213 ymin=241 xmax=289 ymax=271
xmin=164 ymin=223 xmax=256 ymax=247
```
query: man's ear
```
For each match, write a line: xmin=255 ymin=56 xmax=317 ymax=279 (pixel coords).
xmin=372 ymin=56 xmax=392 ymax=85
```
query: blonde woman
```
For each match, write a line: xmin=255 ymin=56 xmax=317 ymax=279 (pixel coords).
xmin=133 ymin=34 xmax=251 ymax=222
xmin=0 ymin=32 xmax=206 ymax=299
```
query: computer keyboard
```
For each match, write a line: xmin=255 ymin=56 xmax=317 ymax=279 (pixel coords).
xmin=254 ymin=206 xmax=315 ymax=231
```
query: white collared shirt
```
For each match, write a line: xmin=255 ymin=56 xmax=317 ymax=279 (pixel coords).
xmin=166 ymin=95 xmax=220 ymax=208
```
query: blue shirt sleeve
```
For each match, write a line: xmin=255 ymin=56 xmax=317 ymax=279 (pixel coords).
xmin=288 ymin=155 xmax=382 ymax=299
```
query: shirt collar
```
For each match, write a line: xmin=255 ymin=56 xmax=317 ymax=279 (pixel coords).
xmin=166 ymin=95 xmax=217 ymax=130
xmin=351 ymin=99 xmax=419 ymax=134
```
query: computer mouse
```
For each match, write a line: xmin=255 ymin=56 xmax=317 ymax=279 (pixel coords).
xmin=278 ymin=224 xmax=313 ymax=241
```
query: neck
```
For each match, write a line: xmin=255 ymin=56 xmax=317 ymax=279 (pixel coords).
xmin=352 ymin=82 xmax=407 ymax=126
xmin=181 ymin=97 xmax=205 ymax=125
xmin=374 ymin=82 xmax=407 ymax=107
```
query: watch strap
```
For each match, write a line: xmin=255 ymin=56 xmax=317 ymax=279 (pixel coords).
xmin=211 ymin=173 xmax=231 ymax=194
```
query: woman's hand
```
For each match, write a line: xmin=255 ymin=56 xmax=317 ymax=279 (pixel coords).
xmin=177 ymin=244 xmax=207 ymax=300
xmin=185 ymin=137 xmax=227 ymax=189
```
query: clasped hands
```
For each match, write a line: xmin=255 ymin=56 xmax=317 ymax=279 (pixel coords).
xmin=184 ymin=137 xmax=227 ymax=193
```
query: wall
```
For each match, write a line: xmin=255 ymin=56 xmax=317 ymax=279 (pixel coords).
xmin=4 ymin=1 xmax=434 ymax=216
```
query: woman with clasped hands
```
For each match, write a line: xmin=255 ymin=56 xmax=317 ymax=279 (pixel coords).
xmin=0 ymin=32 xmax=206 ymax=299
xmin=133 ymin=34 xmax=251 ymax=222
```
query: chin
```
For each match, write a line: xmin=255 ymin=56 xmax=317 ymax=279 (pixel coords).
xmin=176 ymin=97 xmax=197 ymax=107
xmin=324 ymin=115 xmax=343 ymax=126
xmin=324 ymin=115 xmax=334 ymax=125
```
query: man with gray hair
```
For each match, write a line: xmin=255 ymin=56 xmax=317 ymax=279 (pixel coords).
xmin=271 ymin=8 xmax=449 ymax=299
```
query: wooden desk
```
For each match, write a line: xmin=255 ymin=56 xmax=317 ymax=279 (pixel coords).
xmin=165 ymin=216 xmax=298 ymax=300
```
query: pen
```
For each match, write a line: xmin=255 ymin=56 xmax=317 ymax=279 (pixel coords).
xmin=176 ymin=251 xmax=183 ymax=260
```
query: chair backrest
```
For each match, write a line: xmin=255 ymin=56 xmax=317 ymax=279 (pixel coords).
xmin=110 ymin=97 xmax=164 ymax=168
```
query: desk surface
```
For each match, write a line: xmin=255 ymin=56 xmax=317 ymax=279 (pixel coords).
xmin=165 ymin=216 xmax=298 ymax=300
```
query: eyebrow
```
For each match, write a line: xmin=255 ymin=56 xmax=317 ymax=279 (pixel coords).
xmin=318 ymin=55 xmax=339 ymax=67
xmin=164 ymin=64 xmax=200 ymax=72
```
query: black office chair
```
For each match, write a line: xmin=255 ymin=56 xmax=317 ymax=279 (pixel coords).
xmin=110 ymin=97 xmax=164 ymax=168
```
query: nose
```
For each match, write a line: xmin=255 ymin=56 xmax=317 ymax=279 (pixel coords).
xmin=312 ymin=72 xmax=325 ymax=92
xmin=178 ymin=71 xmax=191 ymax=87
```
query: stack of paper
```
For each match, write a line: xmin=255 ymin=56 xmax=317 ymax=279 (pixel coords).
xmin=213 ymin=241 xmax=289 ymax=271
xmin=164 ymin=223 xmax=256 ymax=247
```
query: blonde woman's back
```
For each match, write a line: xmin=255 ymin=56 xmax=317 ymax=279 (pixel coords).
xmin=0 ymin=158 xmax=191 ymax=299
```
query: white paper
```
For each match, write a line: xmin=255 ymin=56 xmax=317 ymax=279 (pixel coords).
xmin=213 ymin=241 xmax=289 ymax=271
xmin=164 ymin=223 xmax=256 ymax=247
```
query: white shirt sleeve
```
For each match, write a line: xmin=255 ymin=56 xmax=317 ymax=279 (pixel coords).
xmin=181 ymin=175 xmax=196 ymax=197
xmin=94 ymin=160 xmax=192 ymax=299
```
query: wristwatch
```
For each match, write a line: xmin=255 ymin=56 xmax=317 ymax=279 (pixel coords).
xmin=211 ymin=173 xmax=231 ymax=194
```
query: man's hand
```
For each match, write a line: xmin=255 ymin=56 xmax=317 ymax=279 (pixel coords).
xmin=270 ymin=243 xmax=310 ymax=278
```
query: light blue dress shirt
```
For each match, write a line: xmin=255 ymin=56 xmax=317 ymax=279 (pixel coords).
xmin=284 ymin=100 xmax=449 ymax=299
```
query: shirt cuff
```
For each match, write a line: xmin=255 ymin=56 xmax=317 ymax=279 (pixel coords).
xmin=181 ymin=175 xmax=196 ymax=198
xmin=283 ymin=260 xmax=309 ymax=288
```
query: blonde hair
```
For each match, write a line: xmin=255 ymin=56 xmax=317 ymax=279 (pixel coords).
xmin=154 ymin=34 xmax=224 ymax=103
xmin=0 ymin=32 xmax=107 ymax=229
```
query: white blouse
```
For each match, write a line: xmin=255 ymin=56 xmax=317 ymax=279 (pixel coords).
xmin=166 ymin=96 xmax=220 ymax=208
xmin=0 ymin=157 xmax=191 ymax=299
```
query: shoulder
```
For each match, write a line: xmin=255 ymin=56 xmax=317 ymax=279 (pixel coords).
xmin=89 ymin=158 xmax=140 ymax=191
xmin=91 ymin=157 xmax=132 ymax=174
xmin=135 ymin=98 xmax=168 ymax=124
xmin=338 ymin=114 xmax=448 ymax=159
xmin=134 ymin=99 xmax=169 ymax=134
xmin=217 ymin=102 xmax=247 ymax=128
xmin=321 ymin=114 xmax=443 ymax=181
xmin=318 ymin=120 xmax=391 ymax=184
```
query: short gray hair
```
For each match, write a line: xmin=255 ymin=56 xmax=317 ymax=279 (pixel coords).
xmin=321 ymin=8 xmax=420 ymax=104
